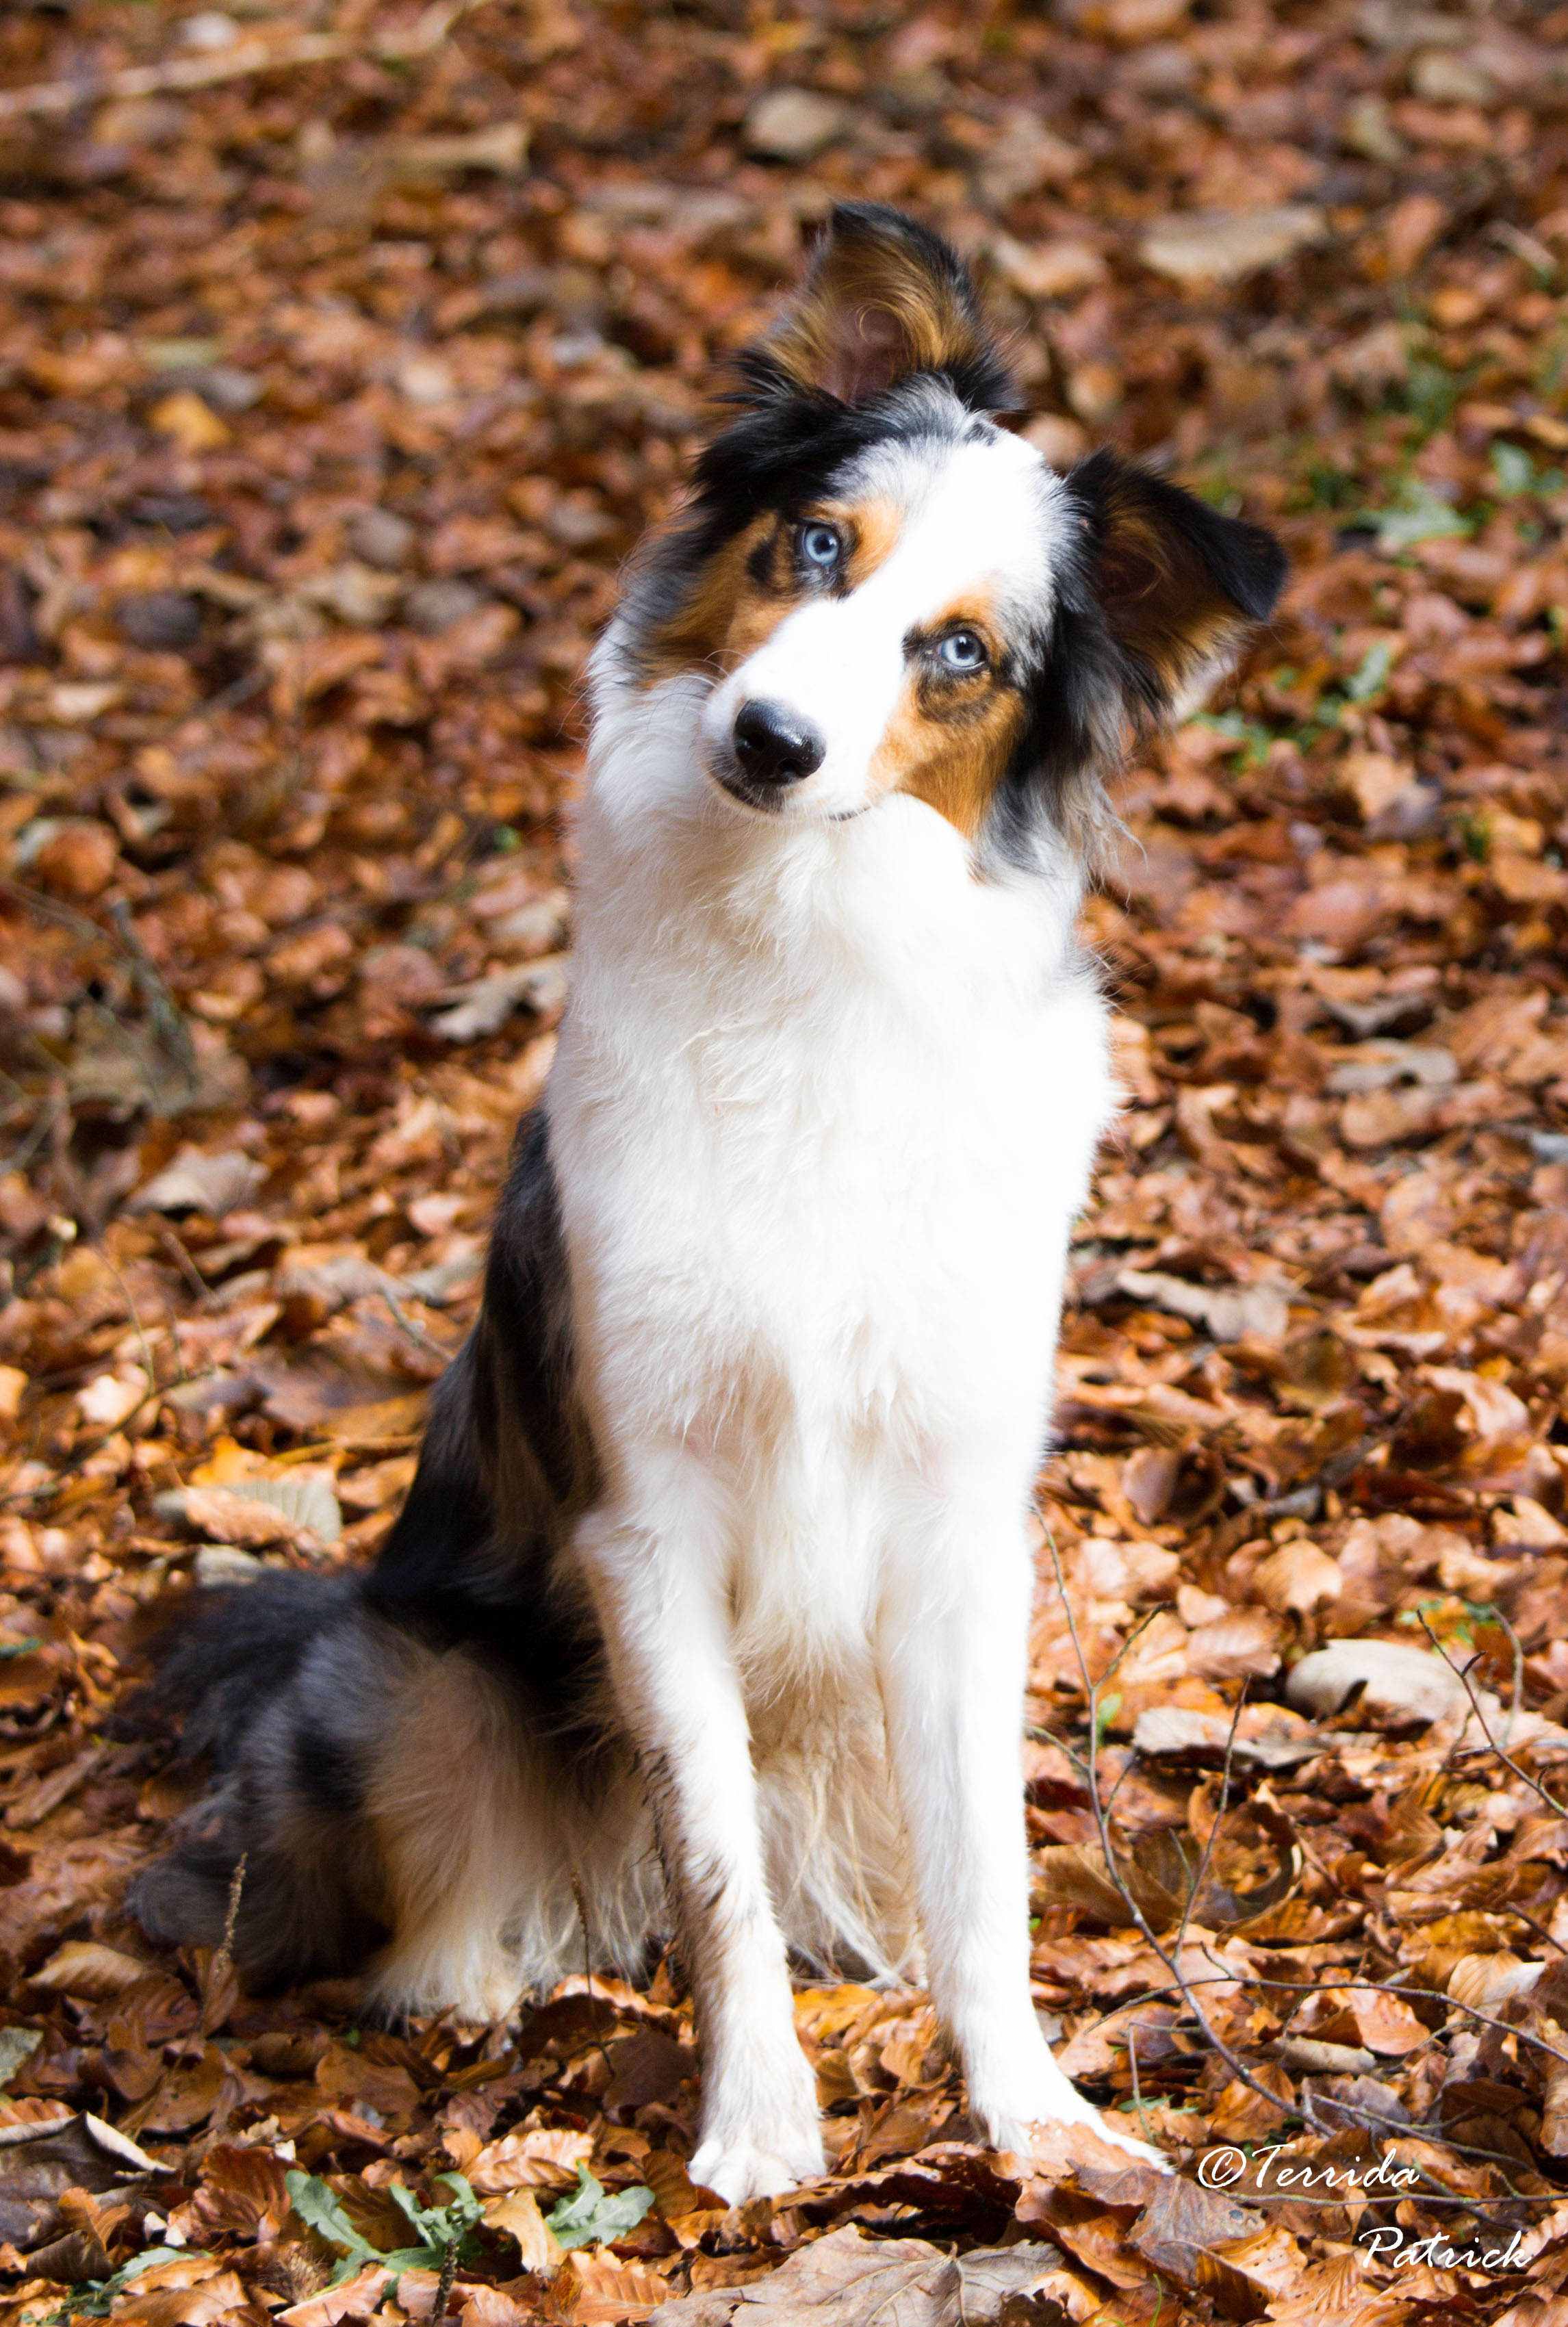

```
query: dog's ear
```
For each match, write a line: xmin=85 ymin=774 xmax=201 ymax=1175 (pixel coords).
xmin=747 ymin=203 xmax=1013 ymax=411
xmin=1068 ymin=450 xmax=1286 ymax=719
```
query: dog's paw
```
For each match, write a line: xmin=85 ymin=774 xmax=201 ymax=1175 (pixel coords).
xmin=990 ymin=2097 xmax=1170 ymax=2175
xmin=975 ymin=2053 xmax=1170 ymax=2178
xmin=689 ymin=2126 xmax=826 ymax=2206
xmin=1066 ymin=2109 xmax=1170 ymax=2172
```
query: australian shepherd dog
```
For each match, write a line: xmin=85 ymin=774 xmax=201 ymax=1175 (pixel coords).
xmin=135 ymin=205 xmax=1284 ymax=2200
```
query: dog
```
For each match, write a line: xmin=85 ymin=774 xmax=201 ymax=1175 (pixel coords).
xmin=133 ymin=204 xmax=1285 ymax=2202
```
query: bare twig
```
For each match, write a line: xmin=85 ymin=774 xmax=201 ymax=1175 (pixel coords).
xmin=168 ymin=1852 xmax=248 ymax=2077
xmin=1122 ymin=2018 xmax=1161 ymax=2150
xmin=209 ymin=1852 xmax=247 ymax=2012
xmin=1041 ymin=1527 xmax=1287 ymax=2117
xmin=0 ymin=878 xmax=198 ymax=1109
xmin=1502 ymin=1899 xmax=1568 ymax=1961
xmin=94 ymin=1246 xmax=159 ymax=1402
xmin=1172 ymin=1684 xmax=1247 ymax=1971
xmin=157 ymin=1224 xmax=211 ymax=1302
xmin=109 ymin=901 xmax=197 ymax=1096
xmin=1148 ymin=1966 xmax=1568 ymax=2081
xmin=432 ymin=2238 xmax=459 ymax=2324
xmin=1 ymin=1378 xmax=166 ymax=1508
xmin=374 ymin=1284 xmax=457 ymax=1361
xmin=1500 ymin=1605 xmax=1526 ymax=1756
xmin=0 ymin=1084 xmax=64 ymax=1181
xmin=1417 ymin=1611 xmax=1565 ymax=1821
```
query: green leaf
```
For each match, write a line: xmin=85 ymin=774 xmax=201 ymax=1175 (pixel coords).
xmin=46 ymin=2247 xmax=185 ymax=2322
xmin=386 ymin=2172 xmax=482 ymax=2251
xmin=286 ymin=2169 xmax=485 ymax=2297
xmin=433 ymin=2172 xmax=484 ymax=2237
xmin=387 ymin=2181 xmax=437 ymax=2245
xmin=286 ymin=2168 xmax=383 ymax=2270
xmin=545 ymin=2167 xmax=656 ymax=2252
xmin=1190 ymin=709 xmax=1272 ymax=769
xmin=1344 ymin=641 xmax=1393 ymax=702
xmin=1362 ymin=482 xmax=1471 ymax=548
xmin=1491 ymin=441 xmax=1537 ymax=498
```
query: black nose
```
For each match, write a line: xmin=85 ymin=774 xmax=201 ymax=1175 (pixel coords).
xmin=732 ymin=699 xmax=825 ymax=786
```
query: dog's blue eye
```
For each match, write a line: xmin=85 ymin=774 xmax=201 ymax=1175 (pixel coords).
xmin=938 ymin=629 xmax=987 ymax=671
xmin=799 ymin=524 xmax=841 ymax=570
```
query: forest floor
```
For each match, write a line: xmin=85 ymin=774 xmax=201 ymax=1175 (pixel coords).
xmin=1 ymin=0 xmax=1567 ymax=2321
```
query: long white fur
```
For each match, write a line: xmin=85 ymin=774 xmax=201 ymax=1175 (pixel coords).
xmin=514 ymin=417 xmax=1161 ymax=2200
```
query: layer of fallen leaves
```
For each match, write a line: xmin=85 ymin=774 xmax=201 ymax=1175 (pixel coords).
xmin=1 ymin=0 xmax=1567 ymax=2320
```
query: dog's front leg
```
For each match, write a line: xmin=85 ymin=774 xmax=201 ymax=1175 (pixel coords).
xmin=879 ymin=1515 xmax=1166 ymax=2169
xmin=576 ymin=1500 xmax=824 ymax=2205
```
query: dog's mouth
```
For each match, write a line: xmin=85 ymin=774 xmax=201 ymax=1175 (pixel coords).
xmin=706 ymin=752 xmax=799 ymax=816
xmin=706 ymin=753 xmax=877 ymax=826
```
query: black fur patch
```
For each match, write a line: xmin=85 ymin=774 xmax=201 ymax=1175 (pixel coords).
xmin=365 ymin=1108 xmax=608 ymax=1748
xmin=292 ymin=1719 xmax=365 ymax=1819
xmin=132 ymin=1108 xmax=615 ymax=1985
xmin=131 ymin=1570 xmax=361 ymax=1770
xmin=987 ymin=451 xmax=1287 ymax=864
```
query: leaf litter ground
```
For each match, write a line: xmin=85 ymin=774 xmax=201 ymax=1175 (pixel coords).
xmin=1 ymin=0 xmax=1567 ymax=2321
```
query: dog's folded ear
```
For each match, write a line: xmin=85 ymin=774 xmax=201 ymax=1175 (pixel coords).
xmin=744 ymin=203 xmax=1014 ymax=413
xmin=1066 ymin=450 xmax=1287 ymax=721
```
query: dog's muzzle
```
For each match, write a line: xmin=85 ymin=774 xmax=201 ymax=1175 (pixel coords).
xmin=716 ymin=699 xmax=825 ymax=809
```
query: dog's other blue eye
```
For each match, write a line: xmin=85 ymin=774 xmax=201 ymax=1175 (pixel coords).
xmin=938 ymin=629 xmax=987 ymax=671
xmin=799 ymin=524 xmax=841 ymax=570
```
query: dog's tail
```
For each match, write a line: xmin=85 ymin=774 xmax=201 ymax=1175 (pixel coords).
xmin=129 ymin=1569 xmax=396 ymax=1983
xmin=127 ymin=1111 xmax=632 ymax=2009
xmin=137 ymin=1569 xmax=356 ymax=1769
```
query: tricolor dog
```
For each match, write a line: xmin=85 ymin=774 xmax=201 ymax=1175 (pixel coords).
xmin=136 ymin=204 xmax=1285 ymax=2201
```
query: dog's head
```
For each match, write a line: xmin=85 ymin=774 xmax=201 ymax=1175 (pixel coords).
xmin=615 ymin=203 xmax=1285 ymax=862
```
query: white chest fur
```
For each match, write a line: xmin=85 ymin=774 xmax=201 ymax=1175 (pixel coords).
xmin=536 ymin=673 xmax=1153 ymax=2209
xmin=549 ymin=678 xmax=1114 ymax=1647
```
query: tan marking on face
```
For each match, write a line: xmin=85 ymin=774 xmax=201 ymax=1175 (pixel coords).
xmin=819 ymin=494 xmax=904 ymax=589
xmin=866 ymin=593 xmax=1027 ymax=840
xmin=639 ymin=498 xmax=907 ymax=689
xmin=639 ymin=513 xmax=799 ymax=688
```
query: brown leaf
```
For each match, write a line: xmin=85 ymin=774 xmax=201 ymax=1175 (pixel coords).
xmin=1251 ymin=1541 xmax=1344 ymax=1615
xmin=172 ymin=2144 xmax=292 ymax=2244
xmin=27 ymin=1942 xmax=155 ymax=2001
xmin=34 ymin=819 xmax=119 ymax=901
xmin=483 ymin=2187 xmax=563 ymax=2272
xmin=470 ymin=2125 xmax=595 ymax=2195
xmin=1033 ymin=1843 xmax=1184 ymax=1931
xmin=548 ymin=2248 xmax=672 ymax=2324
xmin=1186 ymin=1608 xmax=1283 ymax=1681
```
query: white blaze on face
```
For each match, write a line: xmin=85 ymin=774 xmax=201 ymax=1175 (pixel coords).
xmin=701 ymin=428 xmax=1066 ymax=827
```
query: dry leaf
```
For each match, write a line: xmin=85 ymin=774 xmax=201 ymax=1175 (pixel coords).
xmin=1138 ymin=205 xmax=1326 ymax=283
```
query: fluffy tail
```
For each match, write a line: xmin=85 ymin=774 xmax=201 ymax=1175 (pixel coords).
xmin=130 ymin=1570 xmax=394 ymax=1983
xmin=128 ymin=1108 xmax=641 ymax=2010
xmin=136 ymin=1570 xmax=357 ymax=1768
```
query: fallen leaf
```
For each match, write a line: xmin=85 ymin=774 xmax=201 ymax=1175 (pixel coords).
xmin=1287 ymin=1640 xmax=1480 ymax=1727
xmin=129 ymin=1148 xmax=267 ymax=1218
xmin=1138 ymin=205 xmax=1326 ymax=284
